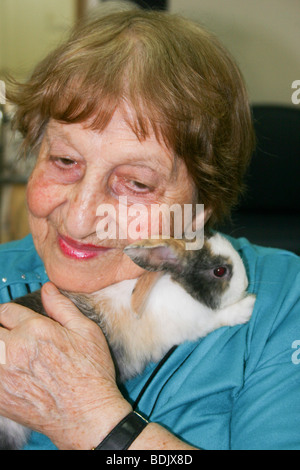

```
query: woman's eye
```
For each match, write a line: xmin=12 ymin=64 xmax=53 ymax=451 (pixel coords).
xmin=109 ymin=173 xmax=156 ymax=199
xmin=129 ymin=180 xmax=151 ymax=192
xmin=50 ymin=156 xmax=77 ymax=169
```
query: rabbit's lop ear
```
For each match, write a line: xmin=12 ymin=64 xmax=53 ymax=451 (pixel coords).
xmin=124 ymin=238 xmax=187 ymax=273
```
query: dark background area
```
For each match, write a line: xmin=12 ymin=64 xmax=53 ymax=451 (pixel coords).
xmin=131 ymin=0 xmax=168 ymax=9
xmin=218 ymin=105 xmax=300 ymax=255
xmin=103 ymin=0 xmax=168 ymax=10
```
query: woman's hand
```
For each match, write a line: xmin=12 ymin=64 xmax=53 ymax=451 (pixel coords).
xmin=0 ymin=282 xmax=132 ymax=450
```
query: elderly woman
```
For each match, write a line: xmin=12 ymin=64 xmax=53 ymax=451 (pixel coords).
xmin=0 ymin=9 xmax=299 ymax=451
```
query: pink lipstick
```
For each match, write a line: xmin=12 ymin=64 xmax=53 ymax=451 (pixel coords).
xmin=58 ymin=234 xmax=111 ymax=260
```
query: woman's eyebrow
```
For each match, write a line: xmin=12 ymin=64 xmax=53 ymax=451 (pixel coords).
xmin=45 ymin=125 xmax=74 ymax=146
xmin=120 ymin=157 xmax=173 ymax=178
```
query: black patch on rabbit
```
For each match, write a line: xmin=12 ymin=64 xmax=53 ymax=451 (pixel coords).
xmin=0 ymin=232 xmax=256 ymax=449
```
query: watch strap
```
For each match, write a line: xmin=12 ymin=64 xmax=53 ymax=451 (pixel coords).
xmin=93 ymin=411 xmax=149 ymax=450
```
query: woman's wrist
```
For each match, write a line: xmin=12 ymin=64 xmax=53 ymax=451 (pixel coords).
xmin=88 ymin=399 xmax=134 ymax=451
xmin=54 ymin=397 xmax=133 ymax=450
xmin=128 ymin=422 xmax=197 ymax=451
xmin=93 ymin=411 xmax=149 ymax=450
xmin=84 ymin=399 xmax=134 ymax=451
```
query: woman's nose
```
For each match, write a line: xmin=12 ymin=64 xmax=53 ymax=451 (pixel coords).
xmin=63 ymin=179 xmax=106 ymax=240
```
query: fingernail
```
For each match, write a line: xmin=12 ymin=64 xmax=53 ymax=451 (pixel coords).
xmin=44 ymin=283 xmax=57 ymax=295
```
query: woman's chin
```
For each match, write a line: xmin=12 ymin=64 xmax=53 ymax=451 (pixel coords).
xmin=43 ymin=254 xmax=144 ymax=294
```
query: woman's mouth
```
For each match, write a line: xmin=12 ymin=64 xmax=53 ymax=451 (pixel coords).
xmin=58 ymin=234 xmax=112 ymax=260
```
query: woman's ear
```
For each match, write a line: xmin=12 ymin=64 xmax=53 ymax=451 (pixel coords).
xmin=183 ymin=205 xmax=211 ymax=235
xmin=183 ymin=205 xmax=211 ymax=251
xmin=204 ymin=207 xmax=213 ymax=225
xmin=191 ymin=207 xmax=212 ymax=231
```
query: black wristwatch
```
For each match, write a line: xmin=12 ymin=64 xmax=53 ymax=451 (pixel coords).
xmin=92 ymin=411 xmax=149 ymax=450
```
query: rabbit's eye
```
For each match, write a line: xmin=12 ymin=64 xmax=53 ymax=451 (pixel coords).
xmin=213 ymin=266 xmax=227 ymax=277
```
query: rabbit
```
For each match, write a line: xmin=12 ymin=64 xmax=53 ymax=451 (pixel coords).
xmin=0 ymin=231 xmax=256 ymax=449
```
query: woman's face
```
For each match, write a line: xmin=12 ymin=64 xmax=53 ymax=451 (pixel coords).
xmin=27 ymin=108 xmax=199 ymax=293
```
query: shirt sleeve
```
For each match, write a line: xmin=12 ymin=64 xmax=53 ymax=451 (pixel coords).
xmin=230 ymin=253 xmax=300 ymax=450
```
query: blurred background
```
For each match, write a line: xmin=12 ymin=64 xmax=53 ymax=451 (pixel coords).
xmin=0 ymin=0 xmax=299 ymax=252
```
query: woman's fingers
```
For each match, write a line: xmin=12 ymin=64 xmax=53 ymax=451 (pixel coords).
xmin=0 ymin=282 xmax=104 ymax=346
xmin=41 ymin=282 xmax=100 ymax=339
xmin=0 ymin=301 xmax=40 ymax=330
xmin=0 ymin=325 xmax=9 ymax=341
xmin=0 ymin=284 xmax=126 ymax=449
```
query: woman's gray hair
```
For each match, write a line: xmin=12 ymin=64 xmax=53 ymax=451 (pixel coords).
xmin=7 ymin=9 xmax=255 ymax=227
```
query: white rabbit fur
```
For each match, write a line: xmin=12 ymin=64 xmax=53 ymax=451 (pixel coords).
xmin=0 ymin=232 xmax=256 ymax=449
xmin=84 ymin=232 xmax=256 ymax=381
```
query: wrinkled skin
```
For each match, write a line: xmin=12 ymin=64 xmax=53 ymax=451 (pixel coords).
xmin=0 ymin=108 xmax=204 ymax=450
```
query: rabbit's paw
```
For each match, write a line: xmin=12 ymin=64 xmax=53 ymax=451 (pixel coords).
xmin=217 ymin=294 xmax=256 ymax=328
xmin=228 ymin=294 xmax=256 ymax=326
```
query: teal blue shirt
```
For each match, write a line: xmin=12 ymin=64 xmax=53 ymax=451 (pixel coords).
xmin=0 ymin=235 xmax=299 ymax=450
